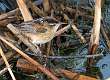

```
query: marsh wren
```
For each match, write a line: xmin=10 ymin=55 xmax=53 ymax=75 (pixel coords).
xmin=15 ymin=18 xmax=63 ymax=45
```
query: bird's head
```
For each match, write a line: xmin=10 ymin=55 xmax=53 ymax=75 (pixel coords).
xmin=48 ymin=22 xmax=66 ymax=32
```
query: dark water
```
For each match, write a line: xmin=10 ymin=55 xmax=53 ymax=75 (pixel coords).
xmin=0 ymin=0 xmax=17 ymax=13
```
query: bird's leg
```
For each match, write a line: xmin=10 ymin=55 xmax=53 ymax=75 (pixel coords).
xmin=39 ymin=44 xmax=42 ymax=47
xmin=28 ymin=39 xmax=42 ymax=56
xmin=34 ymin=44 xmax=42 ymax=56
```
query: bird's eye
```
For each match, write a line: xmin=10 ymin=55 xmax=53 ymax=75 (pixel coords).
xmin=41 ymin=20 xmax=44 ymax=23
xmin=36 ymin=28 xmax=47 ymax=33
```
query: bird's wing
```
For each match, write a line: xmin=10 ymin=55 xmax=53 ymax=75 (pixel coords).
xmin=18 ymin=23 xmax=37 ymax=34
xmin=18 ymin=22 xmax=49 ymax=35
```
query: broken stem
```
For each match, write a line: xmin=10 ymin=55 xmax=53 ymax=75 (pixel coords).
xmin=17 ymin=0 xmax=33 ymax=21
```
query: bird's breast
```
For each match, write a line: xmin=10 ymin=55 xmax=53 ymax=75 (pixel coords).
xmin=26 ymin=30 xmax=55 ymax=44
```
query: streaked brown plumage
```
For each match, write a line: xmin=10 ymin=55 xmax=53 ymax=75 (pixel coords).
xmin=15 ymin=18 xmax=63 ymax=45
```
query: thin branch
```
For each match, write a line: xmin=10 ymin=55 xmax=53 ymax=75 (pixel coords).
xmin=43 ymin=0 xmax=50 ymax=13
xmin=0 ymin=8 xmax=19 ymax=20
xmin=0 ymin=47 xmax=16 ymax=80
xmin=59 ymin=69 xmax=97 ymax=80
xmin=17 ymin=0 xmax=33 ymax=21
xmin=0 ymin=51 xmax=15 ymax=66
xmin=72 ymin=24 xmax=86 ymax=43
xmin=0 ymin=17 xmax=17 ymax=27
xmin=55 ymin=24 xmax=71 ymax=36
xmin=28 ymin=1 xmax=46 ymax=17
xmin=101 ymin=22 xmax=110 ymax=49
xmin=0 ymin=67 xmax=9 ymax=75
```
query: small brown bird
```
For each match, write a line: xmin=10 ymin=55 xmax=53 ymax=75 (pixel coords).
xmin=16 ymin=18 xmax=63 ymax=45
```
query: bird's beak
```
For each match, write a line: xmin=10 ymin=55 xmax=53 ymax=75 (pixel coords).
xmin=53 ymin=22 xmax=66 ymax=32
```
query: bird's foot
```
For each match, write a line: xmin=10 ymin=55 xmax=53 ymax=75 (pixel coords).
xmin=34 ymin=44 xmax=42 ymax=56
